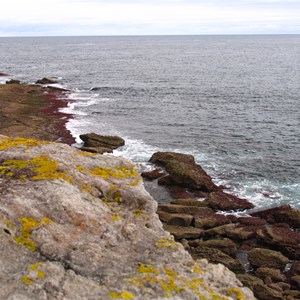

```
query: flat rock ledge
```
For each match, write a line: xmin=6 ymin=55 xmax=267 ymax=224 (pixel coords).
xmin=0 ymin=135 xmax=254 ymax=300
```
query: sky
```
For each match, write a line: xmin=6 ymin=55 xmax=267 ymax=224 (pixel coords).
xmin=0 ymin=0 xmax=300 ymax=36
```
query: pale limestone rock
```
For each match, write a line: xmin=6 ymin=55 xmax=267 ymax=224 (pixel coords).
xmin=0 ymin=136 xmax=255 ymax=299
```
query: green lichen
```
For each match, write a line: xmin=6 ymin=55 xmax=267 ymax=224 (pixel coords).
xmin=0 ymin=137 xmax=49 ymax=151
xmin=14 ymin=217 xmax=53 ymax=251
xmin=108 ymin=291 xmax=135 ymax=299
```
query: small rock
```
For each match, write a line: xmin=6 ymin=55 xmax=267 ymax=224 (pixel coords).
xmin=163 ymin=224 xmax=203 ymax=240
xmin=36 ymin=77 xmax=59 ymax=84
xmin=204 ymin=223 xmax=237 ymax=237
xmin=79 ymin=146 xmax=113 ymax=154
xmin=189 ymin=246 xmax=245 ymax=273
xmin=255 ymin=267 xmax=286 ymax=282
xmin=158 ymin=204 xmax=211 ymax=215
xmin=237 ymin=274 xmax=264 ymax=290
xmin=288 ymin=261 xmax=300 ymax=276
xmin=291 ymin=275 xmax=300 ymax=289
xmin=157 ymin=211 xmax=193 ymax=227
xmin=6 ymin=79 xmax=21 ymax=84
xmin=194 ymin=210 xmax=231 ymax=229
xmin=248 ymin=248 xmax=289 ymax=270
xmin=237 ymin=216 xmax=267 ymax=226
xmin=141 ymin=168 xmax=166 ymax=180
xmin=253 ymin=283 xmax=283 ymax=300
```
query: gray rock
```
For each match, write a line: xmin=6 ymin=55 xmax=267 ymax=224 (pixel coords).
xmin=0 ymin=135 xmax=254 ymax=299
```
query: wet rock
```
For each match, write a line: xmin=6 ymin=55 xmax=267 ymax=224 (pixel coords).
xmin=79 ymin=146 xmax=113 ymax=154
xmin=237 ymin=274 xmax=264 ymax=290
xmin=256 ymin=224 xmax=300 ymax=246
xmin=170 ymin=198 xmax=208 ymax=207
xmin=188 ymin=238 xmax=237 ymax=256
xmin=194 ymin=209 xmax=231 ymax=229
xmin=79 ymin=133 xmax=125 ymax=150
xmin=163 ymin=224 xmax=203 ymax=240
xmin=255 ymin=267 xmax=286 ymax=282
xmin=158 ymin=204 xmax=211 ymax=215
xmin=149 ymin=151 xmax=219 ymax=192
xmin=36 ymin=77 xmax=58 ymax=84
xmin=157 ymin=211 xmax=193 ymax=227
xmin=253 ymin=283 xmax=283 ymax=300
xmin=141 ymin=168 xmax=166 ymax=180
xmin=251 ymin=205 xmax=300 ymax=228
xmin=248 ymin=248 xmax=289 ymax=270
xmin=189 ymin=247 xmax=245 ymax=273
xmin=205 ymin=191 xmax=255 ymax=211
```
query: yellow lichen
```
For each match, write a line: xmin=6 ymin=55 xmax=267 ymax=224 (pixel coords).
xmin=137 ymin=264 xmax=159 ymax=276
xmin=112 ymin=214 xmax=122 ymax=222
xmin=21 ymin=262 xmax=46 ymax=285
xmin=133 ymin=210 xmax=143 ymax=218
xmin=14 ymin=217 xmax=53 ymax=251
xmin=90 ymin=166 xmax=138 ymax=180
xmin=1 ymin=156 xmax=71 ymax=182
xmin=226 ymin=288 xmax=245 ymax=300
xmin=155 ymin=237 xmax=178 ymax=250
xmin=77 ymin=151 xmax=96 ymax=157
xmin=0 ymin=137 xmax=49 ymax=151
xmin=21 ymin=275 xmax=34 ymax=285
xmin=108 ymin=291 xmax=135 ymax=299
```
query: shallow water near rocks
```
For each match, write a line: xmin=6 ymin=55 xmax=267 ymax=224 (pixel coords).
xmin=0 ymin=35 xmax=299 ymax=208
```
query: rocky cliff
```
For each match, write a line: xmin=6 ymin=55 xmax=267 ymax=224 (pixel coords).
xmin=0 ymin=135 xmax=254 ymax=300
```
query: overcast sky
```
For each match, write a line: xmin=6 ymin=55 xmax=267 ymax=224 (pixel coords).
xmin=0 ymin=0 xmax=300 ymax=36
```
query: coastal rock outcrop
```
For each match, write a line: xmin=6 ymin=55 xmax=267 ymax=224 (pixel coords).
xmin=149 ymin=151 xmax=219 ymax=192
xmin=79 ymin=132 xmax=125 ymax=153
xmin=0 ymin=135 xmax=254 ymax=300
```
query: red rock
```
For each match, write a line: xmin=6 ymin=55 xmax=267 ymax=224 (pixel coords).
xmin=238 ymin=216 xmax=267 ymax=226
xmin=194 ymin=209 xmax=231 ymax=229
xmin=205 ymin=191 xmax=255 ymax=211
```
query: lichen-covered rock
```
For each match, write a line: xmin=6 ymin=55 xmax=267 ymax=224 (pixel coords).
xmin=0 ymin=136 xmax=254 ymax=299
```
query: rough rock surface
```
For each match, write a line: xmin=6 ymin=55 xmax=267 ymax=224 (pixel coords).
xmin=149 ymin=152 xmax=219 ymax=192
xmin=0 ymin=136 xmax=254 ymax=300
xmin=79 ymin=133 xmax=125 ymax=151
xmin=35 ymin=77 xmax=59 ymax=84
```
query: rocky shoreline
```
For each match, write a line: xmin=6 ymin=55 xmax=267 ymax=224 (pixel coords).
xmin=1 ymin=77 xmax=299 ymax=299
xmin=0 ymin=78 xmax=74 ymax=144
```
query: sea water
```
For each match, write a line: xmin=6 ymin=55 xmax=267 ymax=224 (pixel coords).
xmin=0 ymin=35 xmax=299 ymax=208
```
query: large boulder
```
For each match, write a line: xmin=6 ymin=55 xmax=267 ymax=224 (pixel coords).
xmin=149 ymin=152 xmax=219 ymax=192
xmin=205 ymin=191 xmax=255 ymax=211
xmin=79 ymin=133 xmax=125 ymax=150
xmin=0 ymin=135 xmax=254 ymax=299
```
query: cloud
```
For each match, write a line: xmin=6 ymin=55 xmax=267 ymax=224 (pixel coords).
xmin=0 ymin=0 xmax=300 ymax=36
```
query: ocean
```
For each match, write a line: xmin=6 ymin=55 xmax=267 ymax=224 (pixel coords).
xmin=0 ymin=35 xmax=299 ymax=209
